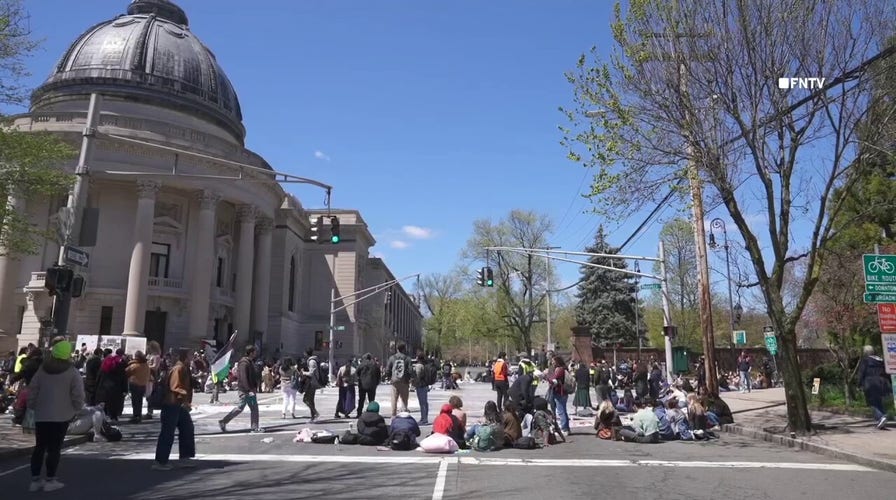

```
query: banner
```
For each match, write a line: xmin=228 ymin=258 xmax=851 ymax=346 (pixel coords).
xmin=882 ymin=333 xmax=896 ymax=374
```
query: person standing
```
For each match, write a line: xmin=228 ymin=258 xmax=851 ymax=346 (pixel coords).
xmin=279 ymin=357 xmax=298 ymax=419
xmin=153 ymin=348 xmax=196 ymax=470
xmin=301 ymin=347 xmax=323 ymax=422
xmin=492 ymin=352 xmax=510 ymax=413
xmin=356 ymin=353 xmax=381 ymax=419
xmin=335 ymin=358 xmax=357 ymax=419
xmin=125 ymin=351 xmax=151 ymax=424
xmin=573 ymin=360 xmax=592 ymax=412
xmin=547 ymin=355 xmax=571 ymax=435
xmin=26 ymin=340 xmax=84 ymax=492
xmin=858 ymin=345 xmax=890 ymax=430
xmin=218 ymin=345 xmax=263 ymax=433
xmin=385 ymin=342 xmax=413 ymax=418
xmin=412 ymin=351 xmax=430 ymax=425
xmin=737 ymin=351 xmax=752 ymax=393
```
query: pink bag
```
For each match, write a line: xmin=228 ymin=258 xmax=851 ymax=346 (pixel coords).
xmin=419 ymin=433 xmax=459 ymax=453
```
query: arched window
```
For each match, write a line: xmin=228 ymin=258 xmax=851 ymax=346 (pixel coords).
xmin=288 ymin=256 xmax=296 ymax=312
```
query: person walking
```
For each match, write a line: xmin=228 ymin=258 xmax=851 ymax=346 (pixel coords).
xmin=335 ymin=358 xmax=357 ymax=419
xmin=492 ymin=352 xmax=510 ymax=413
xmin=385 ymin=342 xmax=413 ymax=418
xmin=300 ymin=347 xmax=323 ymax=422
xmin=153 ymin=348 xmax=196 ymax=470
xmin=356 ymin=353 xmax=381 ymax=419
xmin=279 ymin=357 xmax=298 ymax=419
xmin=26 ymin=339 xmax=84 ymax=492
xmin=218 ymin=345 xmax=263 ymax=433
xmin=858 ymin=345 xmax=890 ymax=430
xmin=412 ymin=351 xmax=430 ymax=425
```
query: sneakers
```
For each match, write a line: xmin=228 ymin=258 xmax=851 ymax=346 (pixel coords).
xmin=43 ymin=479 xmax=65 ymax=492
xmin=28 ymin=479 xmax=44 ymax=492
xmin=175 ymin=459 xmax=197 ymax=468
xmin=250 ymin=428 xmax=266 ymax=434
xmin=877 ymin=416 xmax=888 ymax=430
xmin=152 ymin=462 xmax=173 ymax=471
xmin=218 ymin=420 xmax=227 ymax=433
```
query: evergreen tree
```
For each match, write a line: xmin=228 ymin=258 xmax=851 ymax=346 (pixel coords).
xmin=574 ymin=225 xmax=642 ymax=346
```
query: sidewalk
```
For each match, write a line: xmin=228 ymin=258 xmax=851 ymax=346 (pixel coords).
xmin=721 ymin=388 xmax=896 ymax=473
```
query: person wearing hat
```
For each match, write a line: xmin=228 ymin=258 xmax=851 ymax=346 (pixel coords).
xmin=356 ymin=401 xmax=389 ymax=445
xmin=26 ymin=339 xmax=85 ymax=492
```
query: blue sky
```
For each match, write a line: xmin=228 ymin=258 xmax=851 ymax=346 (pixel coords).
xmin=10 ymin=0 xmax=782 ymax=300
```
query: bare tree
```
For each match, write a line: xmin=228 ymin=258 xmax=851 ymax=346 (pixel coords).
xmin=562 ymin=0 xmax=896 ymax=433
xmin=418 ymin=271 xmax=463 ymax=358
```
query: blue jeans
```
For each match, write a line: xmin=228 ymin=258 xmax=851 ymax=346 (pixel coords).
xmin=416 ymin=386 xmax=429 ymax=423
xmin=154 ymin=404 xmax=195 ymax=464
xmin=739 ymin=371 xmax=751 ymax=392
xmin=551 ymin=392 xmax=569 ymax=431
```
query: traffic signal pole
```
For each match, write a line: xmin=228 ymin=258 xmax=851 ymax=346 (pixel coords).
xmin=52 ymin=93 xmax=102 ymax=340
xmin=485 ymin=245 xmax=675 ymax=381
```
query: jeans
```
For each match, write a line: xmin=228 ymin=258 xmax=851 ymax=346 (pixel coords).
xmin=391 ymin=380 xmax=410 ymax=417
xmin=221 ymin=392 xmax=260 ymax=430
xmin=129 ymin=383 xmax=146 ymax=421
xmin=465 ymin=423 xmax=482 ymax=441
xmin=551 ymin=392 xmax=570 ymax=431
xmin=154 ymin=404 xmax=195 ymax=464
xmin=866 ymin=390 xmax=886 ymax=420
xmin=739 ymin=371 xmax=752 ymax=392
xmin=31 ymin=421 xmax=69 ymax=478
xmin=416 ymin=386 xmax=429 ymax=423
xmin=282 ymin=388 xmax=297 ymax=416
xmin=619 ymin=427 xmax=659 ymax=443
xmin=358 ymin=387 xmax=376 ymax=415
xmin=494 ymin=380 xmax=509 ymax=412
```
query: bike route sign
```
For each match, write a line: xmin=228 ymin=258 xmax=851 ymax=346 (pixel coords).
xmin=863 ymin=254 xmax=896 ymax=283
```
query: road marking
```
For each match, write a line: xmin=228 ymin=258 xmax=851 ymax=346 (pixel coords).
xmin=65 ymin=452 xmax=874 ymax=472
xmin=0 ymin=464 xmax=29 ymax=478
xmin=431 ymin=458 xmax=449 ymax=500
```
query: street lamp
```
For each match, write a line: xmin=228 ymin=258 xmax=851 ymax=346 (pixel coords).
xmin=708 ymin=218 xmax=737 ymax=351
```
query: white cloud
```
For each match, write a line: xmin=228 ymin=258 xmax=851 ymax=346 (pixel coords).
xmin=313 ymin=150 xmax=331 ymax=161
xmin=390 ymin=240 xmax=409 ymax=249
xmin=402 ymin=225 xmax=434 ymax=239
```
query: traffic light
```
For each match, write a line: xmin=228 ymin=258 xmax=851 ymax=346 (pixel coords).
xmin=310 ymin=216 xmax=324 ymax=243
xmin=663 ymin=325 xmax=678 ymax=340
xmin=476 ymin=267 xmax=486 ymax=286
xmin=45 ymin=266 xmax=74 ymax=296
xmin=329 ymin=216 xmax=340 ymax=244
xmin=485 ymin=267 xmax=494 ymax=287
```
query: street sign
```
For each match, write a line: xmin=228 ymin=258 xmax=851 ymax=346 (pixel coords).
xmin=763 ymin=327 xmax=778 ymax=355
xmin=335 ymin=325 xmax=345 ymax=331
xmin=882 ymin=333 xmax=896 ymax=374
xmin=62 ymin=246 xmax=89 ymax=268
xmin=864 ymin=292 xmax=896 ymax=303
xmin=640 ymin=283 xmax=662 ymax=290
xmin=863 ymin=254 xmax=896 ymax=283
xmin=732 ymin=330 xmax=747 ymax=345
xmin=867 ymin=283 xmax=896 ymax=293
xmin=878 ymin=304 xmax=896 ymax=333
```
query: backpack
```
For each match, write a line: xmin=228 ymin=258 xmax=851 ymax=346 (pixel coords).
xmin=309 ymin=357 xmax=328 ymax=387
xmin=513 ymin=436 xmax=536 ymax=449
xmin=472 ymin=424 xmax=498 ymax=452
xmin=389 ymin=429 xmax=416 ymax=451
xmin=392 ymin=355 xmax=409 ymax=383
xmin=290 ymin=370 xmax=303 ymax=392
xmin=423 ymin=362 xmax=439 ymax=386
xmin=563 ymin=371 xmax=576 ymax=394
xmin=147 ymin=370 xmax=170 ymax=410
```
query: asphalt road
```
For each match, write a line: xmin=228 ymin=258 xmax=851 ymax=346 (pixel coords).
xmin=2 ymin=382 xmax=895 ymax=499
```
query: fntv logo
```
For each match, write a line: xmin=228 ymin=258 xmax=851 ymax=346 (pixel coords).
xmin=778 ymin=77 xmax=826 ymax=90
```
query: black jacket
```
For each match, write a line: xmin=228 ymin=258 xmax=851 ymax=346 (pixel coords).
xmin=858 ymin=355 xmax=888 ymax=395
xmin=357 ymin=411 xmax=389 ymax=445
xmin=237 ymin=357 xmax=260 ymax=393
xmin=509 ymin=373 xmax=535 ymax=411
xmin=356 ymin=359 xmax=381 ymax=391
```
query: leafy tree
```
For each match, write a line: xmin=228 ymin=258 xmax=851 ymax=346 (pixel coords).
xmin=0 ymin=0 xmax=75 ymax=256
xmin=654 ymin=218 xmax=700 ymax=349
xmin=561 ymin=0 xmax=896 ymax=433
xmin=574 ymin=225 xmax=643 ymax=346
xmin=463 ymin=210 xmax=554 ymax=353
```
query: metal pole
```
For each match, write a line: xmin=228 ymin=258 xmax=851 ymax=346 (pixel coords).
xmin=723 ymin=230 xmax=736 ymax=351
xmin=659 ymin=241 xmax=675 ymax=382
xmin=635 ymin=287 xmax=641 ymax=360
xmin=543 ymin=245 xmax=559 ymax=349
xmin=328 ymin=287 xmax=336 ymax=382
xmin=52 ymin=93 xmax=102 ymax=338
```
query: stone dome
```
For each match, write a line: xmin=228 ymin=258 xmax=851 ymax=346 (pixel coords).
xmin=31 ymin=0 xmax=245 ymax=143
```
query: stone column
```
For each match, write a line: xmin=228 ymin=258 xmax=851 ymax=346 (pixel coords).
xmin=188 ymin=190 xmax=220 ymax=339
xmin=122 ymin=180 xmax=160 ymax=336
xmin=233 ymin=205 xmax=256 ymax=338
xmin=252 ymin=217 xmax=273 ymax=341
xmin=0 ymin=193 xmax=26 ymax=351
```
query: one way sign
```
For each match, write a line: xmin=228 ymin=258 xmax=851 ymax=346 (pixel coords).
xmin=63 ymin=246 xmax=89 ymax=268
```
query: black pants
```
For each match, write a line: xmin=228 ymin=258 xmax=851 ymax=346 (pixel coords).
xmin=129 ymin=384 xmax=146 ymax=421
xmin=31 ymin=421 xmax=69 ymax=478
xmin=358 ymin=387 xmax=376 ymax=415
xmin=494 ymin=381 xmax=509 ymax=412
xmin=303 ymin=388 xmax=318 ymax=418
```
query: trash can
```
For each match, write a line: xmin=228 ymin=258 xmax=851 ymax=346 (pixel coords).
xmin=672 ymin=346 xmax=690 ymax=374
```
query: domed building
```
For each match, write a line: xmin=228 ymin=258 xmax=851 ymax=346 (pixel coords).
xmin=0 ymin=0 xmax=422 ymax=361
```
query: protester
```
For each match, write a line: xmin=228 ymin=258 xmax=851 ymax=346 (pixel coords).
xmin=218 ymin=345 xmax=263 ymax=433
xmin=153 ymin=348 xmax=196 ymax=470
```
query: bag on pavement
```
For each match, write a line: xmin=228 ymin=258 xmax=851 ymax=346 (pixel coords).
xmin=419 ymin=433 xmax=458 ymax=454
xmin=389 ymin=429 xmax=416 ymax=451
xmin=310 ymin=430 xmax=338 ymax=444
xmin=472 ymin=424 xmax=499 ymax=452
xmin=513 ymin=436 xmax=536 ymax=449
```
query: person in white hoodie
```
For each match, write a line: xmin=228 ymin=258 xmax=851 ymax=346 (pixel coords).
xmin=26 ymin=339 xmax=85 ymax=492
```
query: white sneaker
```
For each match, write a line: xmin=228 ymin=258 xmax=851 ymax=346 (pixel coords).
xmin=43 ymin=479 xmax=64 ymax=492
xmin=877 ymin=416 xmax=888 ymax=430
xmin=28 ymin=479 xmax=44 ymax=492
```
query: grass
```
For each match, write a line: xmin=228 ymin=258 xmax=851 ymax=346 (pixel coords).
xmin=809 ymin=385 xmax=896 ymax=419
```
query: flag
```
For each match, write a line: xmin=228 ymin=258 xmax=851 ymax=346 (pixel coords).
xmin=210 ymin=331 xmax=237 ymax=383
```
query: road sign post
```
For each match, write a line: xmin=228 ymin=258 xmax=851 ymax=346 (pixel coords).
xmin=640 ymin=283 xmax=662 ymax=290
xmin=878 ymin=304 xmax=896 ymax=333
xmin=732 ymin=330 xmax=747 ymax=345
xmin=763 ymin=326 xmax=778 ymax=355
xmin=864 ymin=292 xmax=896 ymax=303
xmin=62 ymin=246 xmax=90 ymax=268
xmin=863 ymin=254 xmax=896 ymax=283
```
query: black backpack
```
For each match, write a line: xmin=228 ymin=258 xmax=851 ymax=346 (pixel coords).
xmin=423 ymin=362 xmax=438 ymax=386
xmin=147 ymin=370 xmax=170 ymax=410
xmin=389 ymin=430 xmax=416 ymax=451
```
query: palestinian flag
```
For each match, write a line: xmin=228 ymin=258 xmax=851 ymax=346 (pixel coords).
xmin=210 ymin=331 xmax=237 ymax=383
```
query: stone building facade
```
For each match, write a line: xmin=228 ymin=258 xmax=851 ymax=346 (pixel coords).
xmin=0 ymin=0 xmax=421 ymax=361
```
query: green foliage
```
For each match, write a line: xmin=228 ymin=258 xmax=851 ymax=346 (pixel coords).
xmin=574 ymin=225 xmax=643 ymax=346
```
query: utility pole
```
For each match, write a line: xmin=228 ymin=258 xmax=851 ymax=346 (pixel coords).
xmin=53 ymin=93 xmax=102 ymax=338
xmin=634 ymin=261 xmax=641 ymax=361
xmin=659 ymin=241 xmax=674 ymax=382
xmin=542 ymin=245 xmax=560 ymax=350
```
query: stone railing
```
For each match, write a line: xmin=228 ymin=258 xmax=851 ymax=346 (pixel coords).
xmin=147 ymin=277 xmax=183 ymax=289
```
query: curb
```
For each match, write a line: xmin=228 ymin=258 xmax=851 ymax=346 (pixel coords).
xmin=0 ymin=434 xmax=90 ymax=462
xmin=720 ymin=423 xmax=896 ymax=474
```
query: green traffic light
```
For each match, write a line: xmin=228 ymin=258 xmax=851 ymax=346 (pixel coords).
xmin=486 ymin=279 xmax=493 ymax=286
xmin=331 ymin=235 xmax=340 ymax=244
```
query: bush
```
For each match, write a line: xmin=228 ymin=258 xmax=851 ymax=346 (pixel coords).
xmin=804 ymin=362 xmax=844 ymax=386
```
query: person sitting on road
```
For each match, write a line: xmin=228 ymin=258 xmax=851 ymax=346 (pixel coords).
xmin=704 ymin=392 xmax=734 ymax=426
xmin=594 ymin=400 xmax=621 ymax=440
xmin=432 ymin=403 xmax=467 ymax=448
xmin=619 ymin=398 xmax=661 ymax=443
xmin=686 ymin=394 xmax=712 ymax=439
xmin=357 ymin=401 xmax=389 ymax=446
xmin=502 ymin=401 xmax=522 ymax=447
xmin=449 ymin=395 xmax=467 ymax=434
xmin=531 ymin=396 xmax=565 ymax=446
xmin=465 ymin=400 xmax=502 ymax=441
xmin=389 ymin=407 xmax=421 ymax=448
xmin=653 ymin=399 xmax=677 ymax=441
xmin=616 ymin=388 xmax=635 ymax=413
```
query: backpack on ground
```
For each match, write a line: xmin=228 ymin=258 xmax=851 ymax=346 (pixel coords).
xmin=389 ymin=430 xmax=416 ymax=451
xmin=101 ymin=421 xmax=122 ymax=442
xmin=563 ymin=372 xmax=576 ymax=394
xmin=472 ymin=424 xmax=499 ymax=452
xmin=423 ymin=362 xmax=439 ymax=386
xmin=513 ymin=436 xmax=536 ymax=449
xmin=392 ymin=355 xmax=408 ymax=383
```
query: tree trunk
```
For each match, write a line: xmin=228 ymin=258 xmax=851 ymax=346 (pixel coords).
xmin=778 ymin=325 xmax=812 ymax=433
